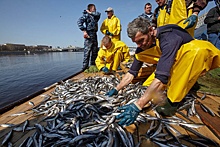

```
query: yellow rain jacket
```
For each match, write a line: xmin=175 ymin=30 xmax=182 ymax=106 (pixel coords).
xmin=135 ymin=40 xmax=220 ymax=103
xmin=156 ymin=0 xmax=195 ymax=36
xmin=96 ymin=41 xmax=130 ymax=71
xmin=100 ymin=15 xmax=121 ymax=42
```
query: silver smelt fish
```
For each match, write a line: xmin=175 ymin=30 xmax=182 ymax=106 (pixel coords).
xmin=2 ymin=130 xmax=13 ymax=146
xmin=52 ymin=138 xmax=72 ymax=146
xmin=38 ymin=134 xmax=43 ymax=147
xmin=200 ymin=103 xmax=208 ymax=113
xmin=200 ymin=93 xmax=207 ymax=100
xmin=0 ymin=124 xmax=15 ymax=128
xmin=13 ymin=127 xmax=23 ymax=132
xmin=42 ymin=133 xmax=63 ymax=138
xmin=26 ymin=136 xmax=33 ymax=147
xmin=200 ymin=103 xmax=216 ymax=117
xmin=106 ymin=128 xmax=114 ymax=147
xmin=179 ymin=122 xmax=204 ymax=129
xmin=10 ymin=112 xmax=26 ymax=116
xmin=149 ymin=122 xmax=163 ymax=139
xmin=23 ymin=120 xmax=29 ymax=132
xmin=29 ymin=101 xmax=35 ymax=106
xmin=176 ymin=111 xmax=195 ymax=123
xmin=18 ymin=137 xmax=30 ymax=147
xmin=69 ymin=134 xmax=97 ymax=145
xmin=115 ymin=124 xmax=132 ymax=147
xmin=13 ymin=126 xmax=35 ymax=132
xmin=32 ymin=133 xmax=38 ymax=147
xmin=7 ymin=142 xmax=12 ymax=147
xmin=182 ymin=125 xmax=218 ymax=146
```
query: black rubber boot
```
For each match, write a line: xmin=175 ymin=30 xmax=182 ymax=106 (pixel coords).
xmin=190 ymin=81 xmax=200 ymax=92
xmin=156 ymin=98 xmax=179 ymax=116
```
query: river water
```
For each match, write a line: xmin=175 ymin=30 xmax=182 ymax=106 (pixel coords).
xmin=0 ymin=52 xmax=83 ymax=110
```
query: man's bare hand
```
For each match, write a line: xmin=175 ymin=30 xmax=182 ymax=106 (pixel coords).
xmin=83 ymin=31 xmax=90 ymax=38
xmin=86 ymin=10 xmax=91 ymax=14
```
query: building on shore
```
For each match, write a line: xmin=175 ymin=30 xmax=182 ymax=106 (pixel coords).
xmin=0 ymin=43 xmax=84 ymax=53
xmin=1 ymin=43 xmax=26 ymax=51
xmin=0 ymin=43 xmax=52 ymax=52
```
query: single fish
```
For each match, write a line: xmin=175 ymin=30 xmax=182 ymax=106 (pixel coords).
xmin=10 ymin=112 xmax=26 ymax=117
xmin=29 ymin=101 xmax=35 ymax=106
xmin=179 ymin=122 xmax=204 ymax=129
xmin=0 ymin=124 xmax=15 ymax=128
xmin=200 ymin=103 xmax=215 ymax=117
xmin=200 ymin=93 xmax=207 ymax=100
xmin=2 ymin=130 xmax=13 ymax=146
xmin=22 ymin=120 xmax=29 ymax=132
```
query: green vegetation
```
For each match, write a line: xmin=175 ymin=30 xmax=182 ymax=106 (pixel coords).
xmin=197 ymin=68 xmax=220 ymax=96
xmin=84 ymin=65 xmax=99 ymax=73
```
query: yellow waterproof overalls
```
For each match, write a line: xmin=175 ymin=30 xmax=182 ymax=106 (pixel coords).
xmin=100 ymin=15 xmax=121 ymax=42
xmin=95 ymin=41 xmax=130 ymax=71
xmin=157 ymin=0 xmax=195 ymax=37
xmin=136 ymin=40 xmax=220 ymax=102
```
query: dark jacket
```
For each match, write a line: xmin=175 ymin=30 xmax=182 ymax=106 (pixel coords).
xmin=77 ymin=10 xmax=101 ymax=32
xmin=204 ymin=6 xmax=220 ymax=34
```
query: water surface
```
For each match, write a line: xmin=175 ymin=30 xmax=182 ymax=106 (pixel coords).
xmin=0 ymin=52 xmax=83 ymax=109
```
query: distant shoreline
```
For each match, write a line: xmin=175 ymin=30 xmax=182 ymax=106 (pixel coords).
xmin=0 ymin=50 xmax=83 ymax=55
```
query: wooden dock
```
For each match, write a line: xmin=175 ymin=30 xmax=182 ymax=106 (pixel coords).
xmin=0 ymin=71 xmax=219 ymax=146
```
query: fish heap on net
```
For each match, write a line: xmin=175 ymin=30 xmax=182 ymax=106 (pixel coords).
xmin=1 ymin=75 xmax=219 ymax=147
xmin=19 ymin=75 xmax=144 ymax=147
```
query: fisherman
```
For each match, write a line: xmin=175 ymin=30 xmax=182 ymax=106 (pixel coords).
xmin=138 ymin=3 xmax=155 ymax=28
xmin=106 ymin=17 xmax=220 ymax=126
xmin=204 ymin=0 xmax=220 ymax=49
xmin=95 ymin=35 xmax=130 ymax=74
xmin=152 ymin=0 xmax=210 ymax=36
xmin=100 ymin=7 xmax=122 ymax=42
xmin=77 ymin=4 xmax=101 ymax=71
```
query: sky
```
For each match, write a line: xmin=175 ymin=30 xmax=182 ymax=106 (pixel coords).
xmin=0 ymin=0 xmax=216 ymax=48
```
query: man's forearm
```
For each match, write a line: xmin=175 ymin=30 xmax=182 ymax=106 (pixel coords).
xmin=136 ymin=78 xmax=166 ymax=108
xmin=116 ymin=72 xmax=134 ymax=91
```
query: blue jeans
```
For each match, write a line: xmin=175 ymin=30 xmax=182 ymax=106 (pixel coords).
xmin=208 ymin=33 xmax=220 ymax=50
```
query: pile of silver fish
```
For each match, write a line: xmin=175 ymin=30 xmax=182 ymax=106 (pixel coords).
xmin=1 ymin=75 xmax=219 ymax=146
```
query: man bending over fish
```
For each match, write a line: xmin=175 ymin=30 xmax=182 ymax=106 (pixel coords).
xmin=106 ymin=17 xmax=220 ymax=126
xmin=95 ymin=35 xmax=130 ymax=74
